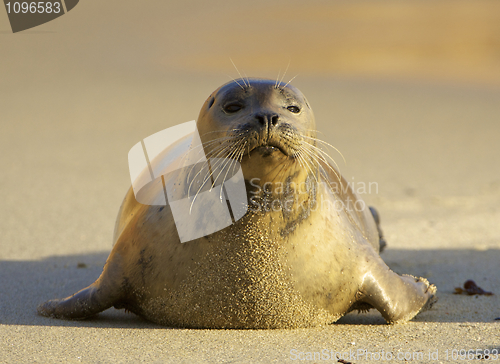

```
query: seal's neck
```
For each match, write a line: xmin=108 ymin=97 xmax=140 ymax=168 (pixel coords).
xmin=244 ymin=169 xmax=318 ymax=234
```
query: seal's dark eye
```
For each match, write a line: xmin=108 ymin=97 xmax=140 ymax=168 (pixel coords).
xmin=287 ymin=105 xmax=300 ymax=113
xmin=224 ymin=103 xmax=243 ymax=113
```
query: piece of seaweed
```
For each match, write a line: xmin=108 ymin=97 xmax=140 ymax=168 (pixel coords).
xmin=454 ymin=280 xmax=493 ymax=296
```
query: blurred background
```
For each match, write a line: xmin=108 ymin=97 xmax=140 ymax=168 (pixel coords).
xmin=1 ymin=0 xmax=499 ymax=258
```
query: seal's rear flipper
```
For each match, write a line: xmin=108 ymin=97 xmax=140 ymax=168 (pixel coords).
xmin=369 ymin=206 xmax=387 ymax=253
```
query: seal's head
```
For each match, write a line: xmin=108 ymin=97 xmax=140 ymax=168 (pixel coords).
xmin=196 ymin=78 xmax=317 ymax=186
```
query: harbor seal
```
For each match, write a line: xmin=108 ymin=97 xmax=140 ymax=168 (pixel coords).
xmin=37 ymin=78 xmax=436 ymax=328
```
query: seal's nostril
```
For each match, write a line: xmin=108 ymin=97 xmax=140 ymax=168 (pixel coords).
xmin=271 ymin=115 xmax=279 ymax=126
xmin=255 ymin=114 xmax=266 ymax=125
xmin=255 ymin=113 xmax=279 ymax=127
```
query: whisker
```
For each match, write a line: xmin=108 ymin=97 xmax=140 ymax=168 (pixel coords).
xmin=186 ymin=135 xmax=244 ymax=182
xmin=218 ymin=143 xmax=247 ymax=200
xmin=301 ymin=141 xmax=342 ymax=175
xmin=279 ymin=60 xmax=291 ymax=88
xmin=201 ymin=135 xmax=244 ymax=149
xmin=226 ymin=74 xmax=245 ymax=90
xmin=199 ymin=129 xmax=242 ymax=137
xmin=300 ymin=143 xmax=339 ymax=176
xmin=300 ymin=144 xmax=342 ymax=185
xmin=230 ymin=58 xmax=248 ymax=88
xmin=190 ymin=135 xmax=247 ymax=201
xmin=187 ymin=138 xmax=242 ymax=197
xmin=296 ymin=150 xmax=319 ymax=185
xmin=275 ymin=69 xmax=281 ymax=89
xmin=243 ymin=72 xmax=251 ymax=88
xmin=300 ymin=135 xmax=346 ymax=165
xmin=210 ymin=139 xmax=246 ymax=192
xmin=282 ymin=74 xmax=298 ymax=90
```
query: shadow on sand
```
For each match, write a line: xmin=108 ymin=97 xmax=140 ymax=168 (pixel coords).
xmin=1 ymin=249 xmax=498 ymax=328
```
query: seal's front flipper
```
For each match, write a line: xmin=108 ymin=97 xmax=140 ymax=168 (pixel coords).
xmin=37 ymin=283 xmax=115 ymax=319
xmin=37 ymin=251 xmax=126 ymax=320
xmin=359 ymin=260 xmax=437 ymax=323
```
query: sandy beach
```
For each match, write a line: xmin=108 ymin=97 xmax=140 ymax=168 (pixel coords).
xmin=1 ymin=1 xmax=499 ymax=362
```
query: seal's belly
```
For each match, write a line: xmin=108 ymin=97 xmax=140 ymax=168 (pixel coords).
xmin=124 ymin=209 xmax=364 ymax=329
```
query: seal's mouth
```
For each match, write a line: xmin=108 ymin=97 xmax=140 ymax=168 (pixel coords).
xmin=228 ymin=124 xmax=301 ymax=159
xmin=252 ymin=142 xmax=289 ymax=156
